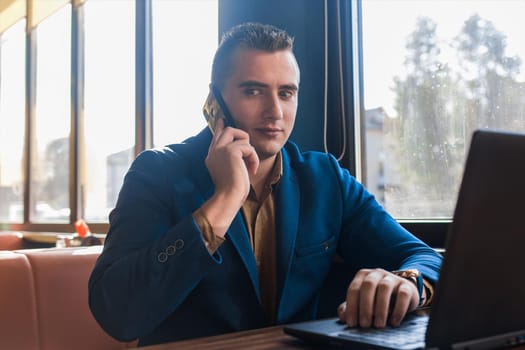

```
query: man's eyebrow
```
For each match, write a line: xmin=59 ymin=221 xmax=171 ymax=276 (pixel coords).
xmin=238 ymin=81 xmax=298 ymax=91
xmin=281 ymin=83 xmax=299 ymax=91
xmin=238 ymin=81 xmax=269 ymax=88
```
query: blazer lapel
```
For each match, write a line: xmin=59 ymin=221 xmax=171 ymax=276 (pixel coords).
xmin=191 ymin=171 xmax=260 ymax=302
xmin=227 ymin=214 xmax=261 ymax=303
xmin=274 ymin=150 xmax=300 ymax=321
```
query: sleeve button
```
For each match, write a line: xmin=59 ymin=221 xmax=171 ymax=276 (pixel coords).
xmin=158 ymin=252 xmax=168 ymax=263
xmin=175 ymin=239 xmax=184 ymax=249
xmin=166 ymin=245 xmax=176 ymax=256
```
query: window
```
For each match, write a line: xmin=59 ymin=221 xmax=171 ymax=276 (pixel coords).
xmin=0 ymin=20 xmax=25 ymax=223
xmin=361 ymin=0 xmax=525 ymax=219
xmin=31 ymin=6 xmax=72 ymax=223
xmin=152 ymin=0 xmax=218 ymax=147
xmin=0 ymin=0 xmax=219 ymax=231
xmin=83 ymin=0 xmax=135 ymax=222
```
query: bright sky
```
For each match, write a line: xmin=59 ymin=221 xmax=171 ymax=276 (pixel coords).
xmin=362 ymin=0 xmax=525 ymax=116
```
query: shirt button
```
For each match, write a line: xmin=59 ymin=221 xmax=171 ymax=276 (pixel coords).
xmin=175 ymin=239 xmax=184 ymax=249
xmin=166 ymin=245 xmax=176 ymax=256
xmin=158 ymin=252 xmax=168 ymax=263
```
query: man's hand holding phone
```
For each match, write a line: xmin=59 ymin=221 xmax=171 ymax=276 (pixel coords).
xmin=200 ymin=118 xmax=259 ymax=238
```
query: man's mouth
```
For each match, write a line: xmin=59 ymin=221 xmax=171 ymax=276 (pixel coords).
xmin=256 ymin=128 xmax=283 ymax=137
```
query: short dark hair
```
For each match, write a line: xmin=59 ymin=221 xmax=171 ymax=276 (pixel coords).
xmin=211 ymin=22 xmax=295 ymax=90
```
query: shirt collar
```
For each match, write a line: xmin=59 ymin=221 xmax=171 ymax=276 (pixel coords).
xmin=269 ymin=151 xmax=283 ymax=186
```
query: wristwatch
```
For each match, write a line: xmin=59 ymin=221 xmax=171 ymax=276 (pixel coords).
xmin=392 ymin=269 xmax=424 ymax=306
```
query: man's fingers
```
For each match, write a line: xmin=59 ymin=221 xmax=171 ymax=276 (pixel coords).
xmin=215 ymin=117 xmax=225 ymax=134
xmin=342 ymin=269 xmax=420 ymax=329
xmin=211 ymin=121 xmax=250 ymax=151
xmin=344 ymin=269 xmax=368 ymax=327
xmin=239 ymin=143 xmax=259 ymax=175
xmin=373 ymin=275 xmax=395 ymax=328
xmin=358 ymin=270 xmax=384 ymax=328
xmin=337 ymin=302 xmax=346 ymax=322
xmin=209 ymin=118 xmax=225 ymax=150
xmin=389 ymin=281 xmax=417 ymax=326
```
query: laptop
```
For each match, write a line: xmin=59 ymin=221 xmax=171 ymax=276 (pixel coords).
xmin=284 ymin=129 xmax=525 ymax=350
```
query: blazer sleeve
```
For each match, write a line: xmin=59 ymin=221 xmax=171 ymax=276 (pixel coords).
xmin=88 ymin=149 xmax=221 ymax=342
xmin=329 ymin=154 xmax=442 ymax=284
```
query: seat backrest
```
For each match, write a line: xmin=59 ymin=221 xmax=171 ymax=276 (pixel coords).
xmin=21 ymin=246 xmax=130 ymax=350
xmin=0 ymin=251 xmax=39 ymax=350
xmin=0 ymin=231 xmax=25 ymax=250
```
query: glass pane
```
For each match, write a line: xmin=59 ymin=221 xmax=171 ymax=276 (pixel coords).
xmin=361 ymin=0 xmax=525 ymax=219
xmin=152 ymin=0 xmax=218 ymax=147
xmin=31 ymin=6 xmax=71 ymax=223
xmin=83 ymin=0 xmax=135 ymax=222
xmin=0 ymin=20 xmax=26 ymax=223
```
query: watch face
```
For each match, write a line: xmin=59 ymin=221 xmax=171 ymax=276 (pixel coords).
xmin=392 ymin=269 xmax=420 ymax=279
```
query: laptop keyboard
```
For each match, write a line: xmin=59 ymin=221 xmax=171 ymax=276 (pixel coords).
xmin=334 ymin=314 xmax=428 ymax=349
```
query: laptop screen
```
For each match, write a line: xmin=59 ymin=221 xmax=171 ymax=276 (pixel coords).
xmin=426 ymin=130 xmax=525 ymax=348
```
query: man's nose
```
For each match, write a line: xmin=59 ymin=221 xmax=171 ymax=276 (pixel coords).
xmin=263 ymin=93 xmax=284 ymax=120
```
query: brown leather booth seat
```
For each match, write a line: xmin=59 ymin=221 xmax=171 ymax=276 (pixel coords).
xmin=0 ymin=231 xmax=25 ymax=250
xmin=0 ymin=246 xmax=136 ymax=350
xmin=0 ymin=251 xmax=39 ymax=350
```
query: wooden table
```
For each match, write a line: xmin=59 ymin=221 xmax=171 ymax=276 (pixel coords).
xmin=132 ymin=326 xmax=525 ymax=350
xmin=139 ymin=326 xmax=317 ymax=350
xmin=138 ymin=325 xmax=525 ymax=350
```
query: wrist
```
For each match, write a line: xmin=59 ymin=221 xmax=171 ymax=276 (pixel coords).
xmin=200 ymin=193 xmax=241 ymax=237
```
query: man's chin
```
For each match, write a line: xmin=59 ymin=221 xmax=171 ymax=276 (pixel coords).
xmin=255 ymin=146 xmax=282 ymax=161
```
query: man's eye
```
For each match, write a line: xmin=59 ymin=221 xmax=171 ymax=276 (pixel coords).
xmin=279 ymin=90 xmax=295 ymax=99
xmin=244 ymin=89 xmax=260 ymax=96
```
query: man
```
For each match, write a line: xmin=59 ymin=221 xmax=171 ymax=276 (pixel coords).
xmin=88 ymin=22 xmax=442 ymax=347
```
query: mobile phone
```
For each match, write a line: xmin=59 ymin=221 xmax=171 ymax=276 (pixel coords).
xmin=203 ymin=85 xmax=236 ymax=133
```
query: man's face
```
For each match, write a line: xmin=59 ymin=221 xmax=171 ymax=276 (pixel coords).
xmin=221 ymin=48 xmax=300 ymax=161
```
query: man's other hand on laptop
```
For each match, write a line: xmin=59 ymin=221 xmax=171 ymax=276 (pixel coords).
xmin=337 ymin=268 xmax=420 ymax=329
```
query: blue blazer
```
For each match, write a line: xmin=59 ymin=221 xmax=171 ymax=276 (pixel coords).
xmin=88 ymin=128 xmax=442 ymax=347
